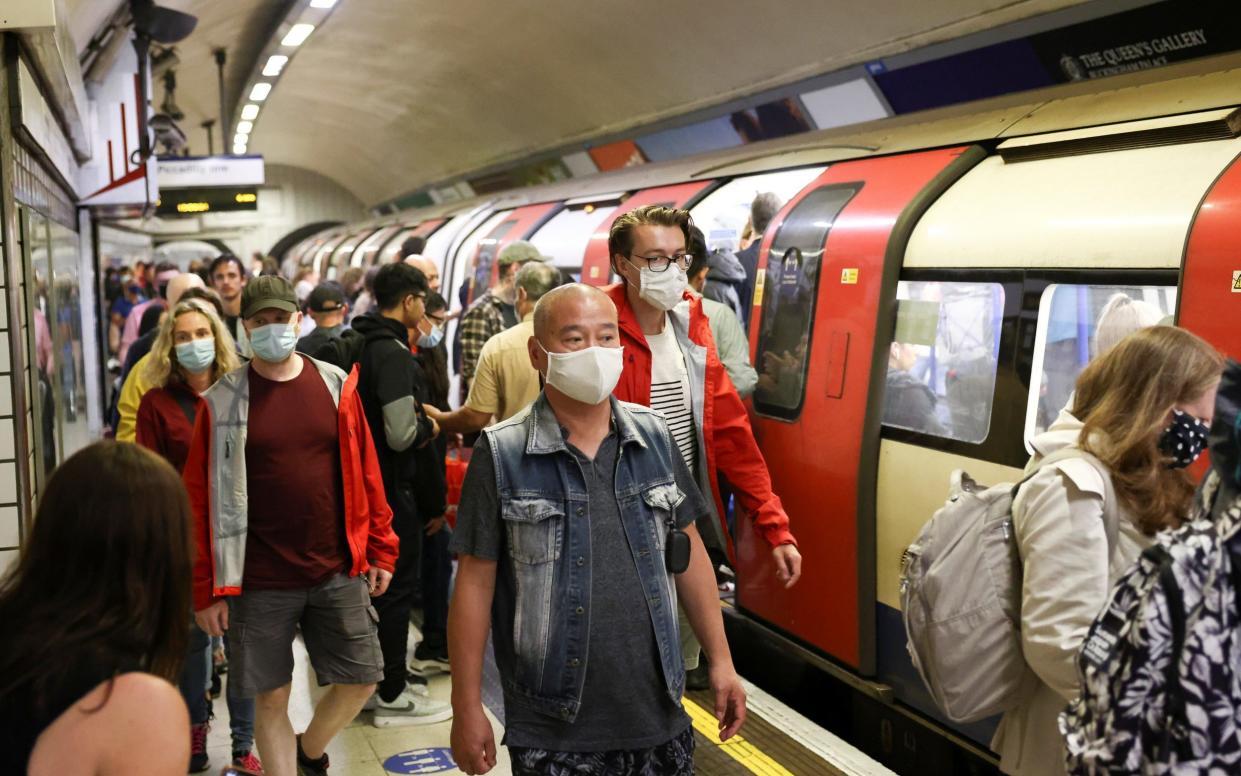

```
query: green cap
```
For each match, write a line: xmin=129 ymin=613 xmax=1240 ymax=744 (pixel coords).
xmin=241 ymin=275 xmax=299 ymax=318
xmin=497 ymin=240 xmax=550 ymax=266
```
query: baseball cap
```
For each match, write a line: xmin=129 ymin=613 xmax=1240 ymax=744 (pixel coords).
xmin=240 ymin=275 xmax=298 ymax=318
xmin=307 ymin=283 xmax=347 ymax=313
xmin=496 ymin=240 xmax=550 ymax=266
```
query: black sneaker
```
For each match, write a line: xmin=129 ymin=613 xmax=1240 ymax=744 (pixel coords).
xmin=296 ymin=734 xmax=329 ymax=776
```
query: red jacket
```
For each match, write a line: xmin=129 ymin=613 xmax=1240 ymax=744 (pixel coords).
xmin=183 ymin=360 xmax=399 ymax=610
xmin=605 ymin=284 xmax=796 ymax=555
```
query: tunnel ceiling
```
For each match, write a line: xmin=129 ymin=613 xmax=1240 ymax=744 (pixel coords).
xmin=67 ymin=0 xmax=1089 ymax=206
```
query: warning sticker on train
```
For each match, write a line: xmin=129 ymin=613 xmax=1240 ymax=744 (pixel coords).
xmin=841 ymin=268 xmax=859 ymax=285
xmin=1233 ymin=270 xmax=1241 ymax=292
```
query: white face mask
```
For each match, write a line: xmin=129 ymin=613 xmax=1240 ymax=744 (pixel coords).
xmin=628 ymin=259 xmax=687 ymax=311
xmin=539 ymin=342 xmax=624 ymax=405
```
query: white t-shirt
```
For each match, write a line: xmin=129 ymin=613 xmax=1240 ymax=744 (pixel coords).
xmin=647 ymin=319 xmax=697 ymax=474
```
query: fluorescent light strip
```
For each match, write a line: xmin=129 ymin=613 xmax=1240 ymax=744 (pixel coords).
xmin=236 ymin=121 xmax=253 ymax=134
xmin=233 ymin=143 xmax=247 ymax=155
xmin=249 ymin=82 xmax=272 ymax=101
xmin=281 ymin=23 xmax=315 ymax=47
xmin=234 ymin=133 xmax=248 ymax=146
xmin=240 ymin=104 xmax=260 ymax=121
xmin=310 ymin=0 xmax=337 ymax=7
xmin=262 ymin=55 xmax=288 ymax=77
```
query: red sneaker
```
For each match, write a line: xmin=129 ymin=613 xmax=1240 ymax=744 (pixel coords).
xmin=189 ymin=722 xmax=210 ymax=772
xmin=232 ymin=750 xmax=263 ymax=774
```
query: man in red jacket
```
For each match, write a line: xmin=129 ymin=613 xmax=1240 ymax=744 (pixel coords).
xmin=605 ymin=205 xmax=802 ymax=588
xmin=184 ymin=276 xmax=399 ymax=776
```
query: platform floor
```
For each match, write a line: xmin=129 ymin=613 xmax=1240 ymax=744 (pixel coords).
xmin=203 ymin=626 xmax=894 ymax=776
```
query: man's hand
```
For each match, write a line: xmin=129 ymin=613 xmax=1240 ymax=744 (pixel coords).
xmin=422 ymin=403 xmax=443 ymax=421
xmin=425 ymin=516 xmax=447 ymax=536
xmin=772 ymin=543 xmax=802 ymax=588
xmin=709 ymin=661 xmax=747 ymax=741
xmin=450 ymin=703 xmax=496 ymax=775
xmin=366 ymin=566 xmax=393 ymax=597
xmin=194 ymin=600 xmax=229 ymax=637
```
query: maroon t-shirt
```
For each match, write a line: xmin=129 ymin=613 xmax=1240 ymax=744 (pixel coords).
xmin=243 ymin=357 xmax=349 ymax=589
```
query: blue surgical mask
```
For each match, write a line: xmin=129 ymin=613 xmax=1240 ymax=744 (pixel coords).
xmin=417 ymin=324 xmax=444 ymax=349
xmin=175 ymin=338 xmax=216 ymax=374
xmin=248 ymin=322 xmax=298 ymax=363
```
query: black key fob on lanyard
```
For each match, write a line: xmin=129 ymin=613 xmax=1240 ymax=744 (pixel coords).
xmin=665 ymin=528 xmax=691 ymax=574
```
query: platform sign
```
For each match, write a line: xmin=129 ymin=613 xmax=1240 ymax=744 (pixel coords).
xmin=382 ymin=748 xmax=456 ymax=774
xmin=157 ymin=155 xmax=265 ymax=188
xmin=156 ymin=187 xmax=258 ymax=216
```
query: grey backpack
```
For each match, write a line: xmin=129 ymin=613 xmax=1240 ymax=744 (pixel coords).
xmin=900 ymin=448 xmax=1119 ymax=723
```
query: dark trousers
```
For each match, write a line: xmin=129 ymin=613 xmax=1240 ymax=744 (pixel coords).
xmin=373 ymin=505 xmax=422 ymax=701
xmin=420 ymin=525 xmax=452 ymax=651
xmin=179 ymin=622 xmax=255 ymax=752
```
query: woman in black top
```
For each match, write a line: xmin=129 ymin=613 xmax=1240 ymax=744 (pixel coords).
xmin=0 ymin=441 xmax=192 ymax=774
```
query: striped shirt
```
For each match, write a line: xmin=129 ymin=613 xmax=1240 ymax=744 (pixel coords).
xmin=646 ymin=322 xmax=697 ymax=474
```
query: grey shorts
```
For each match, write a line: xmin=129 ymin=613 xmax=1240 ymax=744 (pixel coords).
xmin=227 ymin=573 xmax=383 ymax=697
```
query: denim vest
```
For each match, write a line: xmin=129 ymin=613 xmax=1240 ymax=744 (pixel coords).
xmin=483 ymin=393 xmax=687 ymax=723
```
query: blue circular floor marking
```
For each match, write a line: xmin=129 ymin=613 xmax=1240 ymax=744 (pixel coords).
xmin=383 ymin=747 xmax=457 ymax=774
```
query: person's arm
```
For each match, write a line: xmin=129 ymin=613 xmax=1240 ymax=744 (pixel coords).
xmin=458 ymin=309 xmax=492 ymax=382
xmin=448 ymin=436 xmax=503 ymax=775
xmin=676 ymin=523 xmax=746 ymax=740
xmin=709 ymin=308 xmax=757 ymax=399
xmin=449 ymin=555 xmax=498 ymax=775
xmin=436 ymin=340 xmax=501 ymax=435
xmin=115 ymin=358 xmax=152 ymax=443
xmin=354 ymin=390 xmax=399 ymax=586
xmin=1015 ymin=467 xmax=1111 ymax=702
xmin=704 ymin=330 xmax=802 ymax=586
xmin=134 ymin=392 xmax=167 ymax=460
xmin=376 ymin=346 xmax=435 ymax=452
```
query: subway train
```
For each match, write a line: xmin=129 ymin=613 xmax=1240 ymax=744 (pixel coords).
xmin=281 ymin=60 xmax=1241 ymax=769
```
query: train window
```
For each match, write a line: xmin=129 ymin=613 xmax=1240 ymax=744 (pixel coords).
xmin=883 ymin=281 xmax=1005 ymax=444
xmin=688 ymin=167 xmax=824 ymax=253
xmin=1025 ymin=283 xmax=1177 ymax=446
xmin=352 ymin=225 xmax=402 ymax=268
xmin=753 ymin=185 xmax=859 ymax=420
xmin=528 ymin=204 xmax=617 ymax=277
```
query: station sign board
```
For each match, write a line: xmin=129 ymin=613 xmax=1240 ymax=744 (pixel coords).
xmin=156 ymin=155 xmax=265 ymax=188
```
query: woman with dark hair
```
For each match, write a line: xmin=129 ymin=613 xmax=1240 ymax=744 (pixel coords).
xmin=0 ymin=441 xmax=192 ymax=774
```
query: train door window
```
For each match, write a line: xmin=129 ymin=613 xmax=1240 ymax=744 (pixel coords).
xmin=1025 ymin=283 xmax=1177 ymax=446
xmin=445 ymin=210 xmax=510 ymax=314
xmin=330 ymin=228 xmax=377 ymax=276
xmin=528 ymin=203 xmax=617 ymax=281
xmin=883 ymin=281 xmax=1005 ymax=444
xmin=377 ymin=226 xmax=420 ymax=265
xmin=688 ymin=167 xmax=825 ymax=253
xmin=470 ymin=220 xmax=518 ymax=304
xmin=753 ymin=185 xmax=859 ymax=420
xmin=353 ymin=225 xmax=402 ymax=267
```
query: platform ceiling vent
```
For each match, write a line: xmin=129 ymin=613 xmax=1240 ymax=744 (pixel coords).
xmin=999 ymin=106 xmax=1241 ymax=163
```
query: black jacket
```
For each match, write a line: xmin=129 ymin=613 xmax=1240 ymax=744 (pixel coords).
xmin=883 ymin=368 xmax=947 ymax=436
xmin=351 ymin=312 xmax=446 ymax=522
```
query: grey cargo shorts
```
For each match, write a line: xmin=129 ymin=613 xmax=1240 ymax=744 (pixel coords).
xmin=226 ymin=573 xmax=384 ymax=697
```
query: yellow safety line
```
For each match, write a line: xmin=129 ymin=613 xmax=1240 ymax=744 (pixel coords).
xmin=683 ymin=695 xmax=796 ymax=776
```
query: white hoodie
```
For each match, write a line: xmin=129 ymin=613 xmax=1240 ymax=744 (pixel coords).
xmin=992 ymin=409 xmax=1151 ymax=776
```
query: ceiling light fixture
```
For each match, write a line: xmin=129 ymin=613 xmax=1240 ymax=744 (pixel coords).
xmin=240 ymin=103 xmax=260 ymax=121
xmin=233 ymin=142 xmax=247 ymax=155
xmin=281 ymin=23 xmax=315 ymax=47
xmin=310 ymin=0 xmax=337 ymax=7
xmin=262 ymin=55 xmax=288 ymax=76
xmin=249 ymin=82 xmax=272 ymax=101
xmin=234 ymin=133 xmax=248 ymax=145
xmin=236 ymin=121 xmax=253 ymax=134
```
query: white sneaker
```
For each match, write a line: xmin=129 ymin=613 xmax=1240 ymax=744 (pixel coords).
xmin=372 ymin=687 xmax=453 ymax=727
xmin=408 ymin=655 xmax=451 ymax=678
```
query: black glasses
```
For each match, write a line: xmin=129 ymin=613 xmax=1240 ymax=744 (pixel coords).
xmin=627 ymin=253 xmax=692 ymax=273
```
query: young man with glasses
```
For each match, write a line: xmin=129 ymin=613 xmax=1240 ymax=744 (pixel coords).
xmin=350 ymin=263 xmax=453 ymax=726
xmin=605 ymin=206 xmax=802 ymax=677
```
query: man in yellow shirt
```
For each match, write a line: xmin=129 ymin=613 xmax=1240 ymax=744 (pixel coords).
xmin=426 ymin=262 xmax=560 ymax=433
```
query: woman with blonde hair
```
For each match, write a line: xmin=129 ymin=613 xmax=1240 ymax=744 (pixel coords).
xmin=993 ymin=325 xmax=1223 ymax=776
xmin=135 ymin=299 xmax=261 ymax=773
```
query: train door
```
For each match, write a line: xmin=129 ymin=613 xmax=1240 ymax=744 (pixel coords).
xmin=375 ymin=218 xmax=449 ymax=266
xmin=739 ymin=147 xmax=981 ymax=673
xmin=526 ymin=195 xmax=622 ymax=281
xmin=1179 ymin=153 xmax=1241 ymax=361
xmin=467 ymin=203 xmax=561 ymax=306
xmin=326 ymin=227 xmax=379 ymax=280
xmin=579 ymin=181 xmax=714 ymax=285
xmin=351 ymin=224 xmax=404 ymax=269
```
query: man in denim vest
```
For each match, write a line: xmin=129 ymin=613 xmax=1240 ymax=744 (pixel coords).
xmin=448 ymin=284 xmax=746 ymax=775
